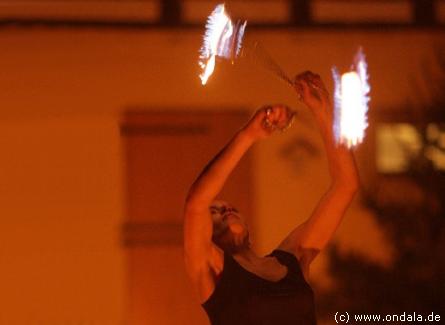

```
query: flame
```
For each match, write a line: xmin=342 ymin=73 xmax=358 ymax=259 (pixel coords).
xmin=199 ymin=4 xmax=231 ymax=85
xmin=198 ymin=4 xmax=246 ymax=85
xmin=332 ymin=48 xmax=370 ymax=148
xmin=235 ymin=21 xmax=247 ymax=57
xmin=339 ymin=72 xmax=367 ymax=147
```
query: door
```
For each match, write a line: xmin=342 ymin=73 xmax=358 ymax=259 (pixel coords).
xmin=121 ymin=110 xmax=253 ymax=325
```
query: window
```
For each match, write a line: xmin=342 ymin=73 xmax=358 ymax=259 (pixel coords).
xmin=376 ymin=122 xmax=445 ymax=174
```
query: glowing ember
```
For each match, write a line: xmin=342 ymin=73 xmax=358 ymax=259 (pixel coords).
xmin=332 ymin=48 xmax=370 ymax=148
xmin=199 ymin=4 xmax=247 ymax=85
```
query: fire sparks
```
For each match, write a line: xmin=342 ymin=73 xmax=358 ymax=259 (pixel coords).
xmin=332 ymin=48 xmax=370 ymax=148
xmin=199 ymin=4 xmax=246 ymax=85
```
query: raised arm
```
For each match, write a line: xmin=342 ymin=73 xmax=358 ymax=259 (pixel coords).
xmin=184 ymin=106 xmax=290 ymax=301
xmin=278 ymin=71 xmax=360 ymax=277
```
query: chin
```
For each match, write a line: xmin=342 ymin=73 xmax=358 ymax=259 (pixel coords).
xmin=214 ymin=225 xmax=250 ymax=253
xmin=229 ymin=223 xmax=246 ymax=235
xmin=227 ymin=231 xmax=250 ymax=254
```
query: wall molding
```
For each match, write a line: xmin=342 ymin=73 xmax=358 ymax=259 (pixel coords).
xmin=1 ymin=0 xmax=444 ymax=30
xmin=122 ymin=222 xmax=183 ymax=246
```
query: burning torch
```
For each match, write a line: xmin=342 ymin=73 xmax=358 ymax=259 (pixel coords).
xmin=198 ymin=4 xmax=295 ymax=131
xmin=198 ymin=4 xmax=370 ymax=147
xmin=198 ymin=3 xmax=292 ymax=87
xmin=332 ymin=48 xmax=370 ymax=148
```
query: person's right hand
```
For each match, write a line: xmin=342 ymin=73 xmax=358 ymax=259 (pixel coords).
xmin=242 ymin=105 xmax=295 ymax=141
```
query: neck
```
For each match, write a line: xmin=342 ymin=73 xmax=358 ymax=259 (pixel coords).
xmin=232 ymin=246 xmax=259 ymax=262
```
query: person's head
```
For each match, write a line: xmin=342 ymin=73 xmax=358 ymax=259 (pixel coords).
xmin=210 ymin=200 xmax=250 ymax=253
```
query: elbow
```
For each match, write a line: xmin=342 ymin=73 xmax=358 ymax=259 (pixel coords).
xmin=184 ymin=185 xmax=201 ymax=208
xmin=333 ymin=174 xmax=360 ymax=196
xmin=346 ymin=174 xmax=360 ymax=193
xmin=330 ymin=162 xmax=360 ymax=193
xmin=185 ymin=180 xmax=209 ymax=205
xmin=336 ymin=164 xmax=360 ymax=191
xmin=184 ymin=190 xmax=209 ymax=215
xmin=184 ymin=195 xmax=200 ymax=214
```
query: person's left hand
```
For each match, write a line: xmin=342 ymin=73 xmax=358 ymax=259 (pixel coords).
xmin=294 ymin=71 xmax=331 ymax=110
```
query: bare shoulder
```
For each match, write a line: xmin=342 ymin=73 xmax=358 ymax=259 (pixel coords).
xmin=276 ymin=222 xmax=320 ymax=281
xmin=276 ymin=245 xmax=319 ymax=282
xmin=277 ymin=222 xmax=310 ymax=262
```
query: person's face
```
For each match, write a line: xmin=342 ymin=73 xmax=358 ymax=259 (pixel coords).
xmin=210 ymin=200 xmax=249 ymax=249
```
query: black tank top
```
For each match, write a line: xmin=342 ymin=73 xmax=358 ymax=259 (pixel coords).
xmin=202 ymin=249 xmax=317 ymax=325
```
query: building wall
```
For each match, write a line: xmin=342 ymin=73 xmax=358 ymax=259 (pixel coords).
xmin=0 ymin=27 xmax=442 ymax=323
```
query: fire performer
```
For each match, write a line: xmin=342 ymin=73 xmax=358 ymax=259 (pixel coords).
xmin=184 ymin=71 xmax=359 ymax=325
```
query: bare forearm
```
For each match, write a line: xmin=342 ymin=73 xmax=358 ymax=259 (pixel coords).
xmin=286 ymin=72 xmax=360 ymax=259
xmin=314 ymin=109 xmax=359 ymax=189
xmin=186 ymin=129 xmax=254 ymax=208
xmin=294 ymin=72 xmax=359 ymax=189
